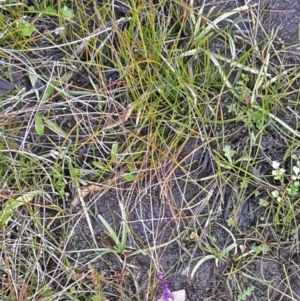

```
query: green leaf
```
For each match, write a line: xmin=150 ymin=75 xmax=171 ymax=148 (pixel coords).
xmin=44 ymin=7 xmax=57 ymax=15
xmin=43 ymin=117 xmax=68 ymax=138
xmin=111 ymin=142 xmax=118 ymax=162
xmin=98 ymin=214 xmax=118 ymax=243
xmin=60 ymin=71 xmax=74 ymax=83
xmin=241 ymin=73 xmax=250 ymax=83
xmin=118 ymin=221 xmax=127 ymax=254
xmin=226 ymin=217 xmax=235 ymax=226
xmin=194 ymin=5 xmax=248 ymax=47
xmin=0 ymin=191 xmax=39 ymax=225
xmin=28 ymin=73 xmax=38 ymax=87
xmin=217 ymin=243 xmax=237 ymax=260
xmin=41 ymin=85 xmax=54 ymax=102
xmin=93 ymin=161 xmax=111 ymax=173
xmin=62 ymin=5 xmax=75 ymax=19
xmin=238 ymin=285 xmax=255 ymax=301
xmin=35 ymin=113 xmax=44 ymax=135
xmin=252 ymin=244 xmax=270 ymax=254
xmin=254 ymin=190 xmax=260 ymax=197
xmin=259 ymin=198 xmax=269 ymax=207
xmin=28 ymin=73 xmax=41 ymax=99
xmin=27 ymin=6 xmax=57 ymax=15
xmin=191 ymin=255 xmax=216 ymax=278
xmin=128 ymin=162 xmax=136 ymax=173
xmin=121 ymin=173 xmax=135 ymax=182
xmin=18 ymin=20 xmax=37 ymax=37
xmin=223 ymin=145 xmax=236 ymax=164
xmin=121 ymin=162 xmax=136 ymax=182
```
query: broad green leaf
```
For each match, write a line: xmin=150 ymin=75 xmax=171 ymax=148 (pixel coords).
xmin=35 ymin=112 xmax=44 ymax=135
xmin=128 ymin=162 xmax=136 ymax=173
xmin=62 ymin=5 xmax=75 ymax=19
xmin=41 ymin=85 xmax=54 ymax=102
xmin=43 ymin=117 xmax=68 ymax=138
xmin=259 ymin=198 xmax=269 ymax=207
xmin=121 ymin=162 xmax=136 ymax=181
xmin=93 ymin=161 xmax=110 ymax=172
xmin=18 ymin=20 xmax=37 ymax=37
xmin=40 ymin=71 xmax=73 ymax=102
xmin=0 ymin=191 xmax=39 ymax=225
xmin=223 ymin=145 xmax=236 ymax=164
xmin=121 ymin=173 xmax=135 ymax=182
xmin=226 ymin=217 xmax=235 ymax=226
xmin=44 ymin=7 xmax=57 ymax=15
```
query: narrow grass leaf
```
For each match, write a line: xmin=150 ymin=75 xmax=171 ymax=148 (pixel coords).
xmin=217 ymin=243 xmax=237 ymax=260
xmin=226 ymin=32 xmax=236 ymax=59
xmin=120 ymin=221 xmax=127 ymax=249
xmin=111 ymin=142 xmax=118 ymax=162
xmin=115 ymin=222 xmax=127 ymax=254
xmin=98 ymin=214 xmax=118 ymax=243
xmin=28 ymin=6 xmax=57 ymax=15
xmin=191 ymin=254 xmax=216 ymax=278
xmin=194 ymin=4 xmax=250 ymax=46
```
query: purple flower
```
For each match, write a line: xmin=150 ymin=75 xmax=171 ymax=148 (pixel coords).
xmin=157 ymin=271 xmax=164 ymax=281
xmin=157 ymin=271 xmax=185 ymax=301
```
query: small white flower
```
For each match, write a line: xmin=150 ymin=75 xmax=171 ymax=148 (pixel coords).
xmin=271 ymin=161 xmax=280 ymax=170
xmin=292 ymin=166 xmax=300 ymax=180
xmin=271 ymin=190 xmax=282 ymax=202
xmin=293 ymin=166 xmax=300 ymax=175
xmin=272 ymin=168 xmax=285 ymax=180
xmin=279 ymin=168 xmax=285 ymax=175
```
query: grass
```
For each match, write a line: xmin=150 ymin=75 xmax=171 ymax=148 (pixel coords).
xmin=0 ymin=0 xmax=300 ymax=300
